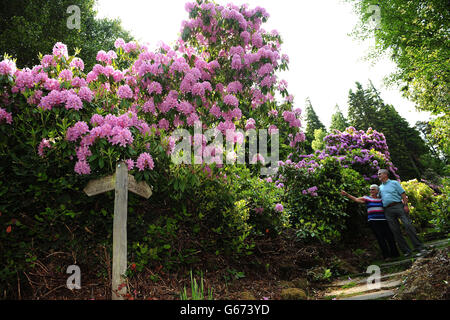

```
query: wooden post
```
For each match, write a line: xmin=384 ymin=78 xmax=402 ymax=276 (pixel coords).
xmin=83 ymin=161 xmax=152 ymax=300
xmin=112 ymin=161 xmax=128 ymax=300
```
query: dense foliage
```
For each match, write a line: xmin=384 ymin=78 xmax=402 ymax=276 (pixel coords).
xmin=273 ymin=127 xmax=398 ymax=243
xmin=348 ymin=81 xmax=431 ymax=180
xmin=280 ymin=157 xmax=367 ymax=243
xmin=401 ymin=179 xmax=436 ymax=231
xmin=0 ymin=0 xmax=302 ymax=297
xmin=0 ymin=0 xmax=447 ymax=300
xmin=347 ymin=0 xmax=450 ymax=156
xmin=0 ymin=0 xmax=134 ymax=70
xmin=311 ymin=129 xmax=326 ymax=152
xmin=429 ymin=178 xmax=450 ymax=233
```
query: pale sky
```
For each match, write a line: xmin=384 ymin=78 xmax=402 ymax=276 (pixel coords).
xmin=95 ymin=0 xmax=431 ymax=129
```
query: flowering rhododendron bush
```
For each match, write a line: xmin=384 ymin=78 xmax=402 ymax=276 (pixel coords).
xmin=0 ymin=0 xmax=305 ymax=295
xmin=286 ymin=127 xmax=399 ymax=180
xmin=321 ymin=127 xmax=400 ymax=182
xmin=1 ymin=0 xmax=303 ymax=181
xmin=275 ymin=127 xmax=400 ymax=242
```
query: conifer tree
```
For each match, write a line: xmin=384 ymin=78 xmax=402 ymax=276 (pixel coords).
xmin=330 ymin=104 xmax=349 ymax=132
xmin=348 ymin=81 xmax=429 ymax=179
xmin=304 ymin=98 xmax=326 ymax=153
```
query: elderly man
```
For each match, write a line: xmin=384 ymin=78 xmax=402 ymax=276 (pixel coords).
xmin=377 ymin=169 xmax=425 ymax=257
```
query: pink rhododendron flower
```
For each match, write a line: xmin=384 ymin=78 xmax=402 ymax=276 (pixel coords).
xmin=173 ymin=115 xmax=184 ymax=127
xmin=38 ymin=139 xmax=52 ymax=157
xmin=86 ymin=71 xmax=98 ymax=83
xmin=65 ymin=93 xmax=83 ymax=110
xmin=136 ymin=152 xmax=154 ymax=171
xmin=39 ymin=90 xmax=66 ymax=110
xmin=27 ymin=89 xmax=43 ymax=105
xmin=142 ymin=98 xmax=156 ymax=113
xmin=41 ymin=55 xmax=56 ymax=68
xmin=58 ymin=69 xmax=73 ymax=82
xmin=112 ymin=70 xmax=124 ymax=82
xmin=240 ymin=31 xmax=251 ymax=44
xmin=245 ymin=118 xmax=256 ymax=130
xmin=125 ymin=159 xmax=135 ymax=171
xmin=66 ymin=121 xmax=89 ymax=141
xmin=223 ymin=94 xmax=239 ymax=107
xmin=69 ymin=57 xmax=84 ymax=71
xmin=187 ymin=113 xmax=200 ymax=126
xmin=74 ymin=160 xmax=91 ymax=175
xmin=231 ymin=55 xmax=242 ymax=70
xmin=226 ymin=81 xmax=243 ymax=94
xmin=117 ymin=85 xmax=133 ymax=99
xmin=158 ymin=118 xmax=170 ymax=131
xmin=108 ymin=127 xmax=133 ymax=147
xmin=268 ymin=109 xmax=278 ymax=117
xmin=14 ymin=70 xmax=35 ymax=91
xmin=78 ymin=86 xmax=93 ymax=102
xmin=0 ymin=59 xmax=17 ymax=76
xmin=71 ymin=77 xmax=86 ymax=88
xmin=274 ymin=204 xmax=283 ymax=212
xmin=268 ymin=125 xmax=278 ymax=135
xmin=0 ymin=108 xmax=13 ymax=124
xmin=90 ymin=114 xmax=104 ymax=126
xmin=52 ymin=42 xmax=69 ymax=59
xmin=114 ymin=38 xmax=125 ymax=49
xmin=209 ymin=104 xmax=221 ymax=118
xmin=147 ymin=81 xmax=163 ymax=95
xmin=258 ymin=63 xmax=273 ymax=77
xmin=96 ymin=50 xmax=111 ymax=63
xmin=124 ymin=42 xmax=138 ymax=53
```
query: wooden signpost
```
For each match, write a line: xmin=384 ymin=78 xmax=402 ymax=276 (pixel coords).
xmin=83 ymin=161 xmax=152 ymax=300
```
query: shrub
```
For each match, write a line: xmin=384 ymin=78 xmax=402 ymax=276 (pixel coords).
xmin=279 ymin=157 xmax=367 ymax=243
xmin=1 ymin=0 xmax=304 ymax=297
xmin=401 ymin=179 xmax=435 ymax=230
xmin=227 ymin=165 xmax=288 ymax=236
xmin=429 ymin=178 xmax=449 ymax=233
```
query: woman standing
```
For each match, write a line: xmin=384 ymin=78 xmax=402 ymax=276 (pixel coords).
xmin=341 ymin=185 xmax=400 ymax=261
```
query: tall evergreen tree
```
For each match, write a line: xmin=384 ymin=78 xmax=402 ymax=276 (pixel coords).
xmin=347 ymin=82 xmax=381 ymax=130
xmin=304 ymin=98 xmax=326 ymax=153
xmin=347 ymin=0 xmax=449 ymax=157
xmin=348 ymin=81 xmax=429 ymax=180
xmin=0 ymin=0 xmax=133 ymax=70
xmin=330 ymin=104 xmax=349 ymax=132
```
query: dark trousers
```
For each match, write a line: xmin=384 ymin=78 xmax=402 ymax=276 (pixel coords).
xmin=368 ymin=220 xmax=400 ymax=259
xmin=384 ymin=204 xmax=424 ymax=255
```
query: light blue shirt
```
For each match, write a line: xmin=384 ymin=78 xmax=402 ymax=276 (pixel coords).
xmin=379 ymin=179 xmax=405 ymax=207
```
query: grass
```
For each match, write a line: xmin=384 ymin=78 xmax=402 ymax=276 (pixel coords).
xmin=340 ymin=281 xmax=358 ymax=289
xmin=180 ymin=270 xmax=214 ymax=300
